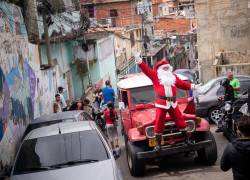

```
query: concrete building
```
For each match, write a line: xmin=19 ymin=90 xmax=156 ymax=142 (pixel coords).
xmin=39 ymin=29 xmax=119 ymax=99
xmin=195 ymin=0 xmax=250 ymax=82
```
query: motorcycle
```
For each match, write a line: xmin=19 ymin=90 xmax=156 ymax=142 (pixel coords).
xmin=93 ymin=104 xmax=107 ymax=132
xmin=218 ymin=91 xmax=248 ymax=141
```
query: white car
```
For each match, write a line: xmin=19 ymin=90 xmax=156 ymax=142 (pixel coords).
xmin=10 ymin=121 xmax=123 ymax=180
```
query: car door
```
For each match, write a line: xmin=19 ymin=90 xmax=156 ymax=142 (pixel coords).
xmin=120 ymin=90 xmax=131 ymax=134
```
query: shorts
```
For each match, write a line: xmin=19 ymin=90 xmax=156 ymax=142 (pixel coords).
xmin=106 ymin=124 xmax=118 ymax=141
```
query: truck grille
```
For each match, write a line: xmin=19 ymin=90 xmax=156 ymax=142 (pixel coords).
xmin=145 ymin=120 xmax=195 ymax=138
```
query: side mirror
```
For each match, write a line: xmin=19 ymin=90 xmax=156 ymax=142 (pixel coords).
xmin=118 ymin=102 xmax=125 ymax=110
xmin=242 ymin=91 xmax=247 ymax=95
xmin=113 ymin=147 xmax=121 ymax=159
xmin=219 ymin=80 xmax=223 ymax=86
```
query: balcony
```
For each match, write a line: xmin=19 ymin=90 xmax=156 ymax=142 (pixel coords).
xmin=89 ymin=17 xmax=117 ymax=27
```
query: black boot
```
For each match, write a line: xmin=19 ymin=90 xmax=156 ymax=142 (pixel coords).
xmin=154 ymin=134 xmax=162 ymax=152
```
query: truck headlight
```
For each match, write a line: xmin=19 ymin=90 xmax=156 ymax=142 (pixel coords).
xmin=224 ymin=103 xmax=231 ymax=111
xmin=145 ymin=126 xmax=155 ymax=138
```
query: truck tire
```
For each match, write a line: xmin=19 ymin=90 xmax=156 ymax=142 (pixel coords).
xmin=126 ymin=141 xmax=146 ymax=177
xmin=197 ymin=131 xmax=218 ymax=165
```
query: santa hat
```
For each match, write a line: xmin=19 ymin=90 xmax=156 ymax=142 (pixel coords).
xmin=154 ymin=59 xmax=171 ymax=71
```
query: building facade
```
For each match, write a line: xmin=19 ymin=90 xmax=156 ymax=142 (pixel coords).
xmin=195 ymin=0 xmax=250 ymax=82
xmin=0 ymin=1 xmax=60 ymax=168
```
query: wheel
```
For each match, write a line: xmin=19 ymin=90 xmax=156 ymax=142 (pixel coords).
xmin=126 ymin=141 xmax=146 ymax=177
xmin=208 ymin=107 xmax=224 ymax=124
xmin=197 ymin=131 xmax=218 ymax=165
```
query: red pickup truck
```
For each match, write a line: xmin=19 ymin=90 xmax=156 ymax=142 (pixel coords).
xmin=117 ymin=73 xmax=217 ymax=177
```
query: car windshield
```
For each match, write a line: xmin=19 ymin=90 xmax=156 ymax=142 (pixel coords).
xmin=13 ymin=130 xmax=109 ymax=175
xmin=130 ymin=85 xmax=187 ymax=105
xmin=131 ymin=86 xmax=155 ymax=104
xmin=198 ymin=78 xmax=219 ymax=94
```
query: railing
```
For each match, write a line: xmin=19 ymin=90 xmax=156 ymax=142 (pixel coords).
xmin=118 ymin=57 xmax=136 ymax=76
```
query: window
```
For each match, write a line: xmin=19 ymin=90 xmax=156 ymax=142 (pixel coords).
xmin=177 ymin=89 xmax=187 ymax=99
xmin=121 ymin=91 xmax=129 ymax=107
xmin=13 ymin=130 xmax=109 ymax=175
xmin=82 ymin=5 xmax=95 ymax=18
xmin=110 ymin=9 xmax=118 ymax=17
xmin=130 ymin=86 xmax=155 ymax=104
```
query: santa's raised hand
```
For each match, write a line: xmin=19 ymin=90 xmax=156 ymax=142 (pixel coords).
xmin=133 ymin=51 xmax=143 ymax=64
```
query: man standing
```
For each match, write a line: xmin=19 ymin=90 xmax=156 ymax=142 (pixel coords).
xmin=134 ymin=52 xmax=198 ymax=151
xmin=58 ymin=87 xmax=67 ymax=110
xmin=53 ymin=94 xmax=62 ymax=113
xmin=102 ymin=80 xmax=115 ymax=105
xmin=227 ymin=71 xmax=240 ymax=98
xmin=221 ymin=115 xmax=250 ymax=180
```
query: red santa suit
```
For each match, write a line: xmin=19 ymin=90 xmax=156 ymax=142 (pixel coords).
xmin=138 ymin=60 xmax=192 ymax=134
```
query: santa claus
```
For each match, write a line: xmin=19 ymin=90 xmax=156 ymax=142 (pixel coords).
xmin=134 ymin=52 xmax=197 ymax=151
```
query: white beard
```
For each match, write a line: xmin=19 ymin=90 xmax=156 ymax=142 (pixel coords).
xmin=157 ymin=67 xmax=176 ymax=86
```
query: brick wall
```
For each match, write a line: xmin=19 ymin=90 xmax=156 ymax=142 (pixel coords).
xmin=154 ymin=18 xmax=191 ymax=33
xmin=95 ymin=1 xmax=142 ymax=27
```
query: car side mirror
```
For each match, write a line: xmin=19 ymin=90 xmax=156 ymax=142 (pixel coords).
xmin=242 ymin=91 xmax=247 ymax=95
xmin=219 ymin=80 xmax=223 ymax=86
xmin=113 ymin=147 xmax=121 ymax=159
xmin=118 ymin=102 xmax=125 ymax=110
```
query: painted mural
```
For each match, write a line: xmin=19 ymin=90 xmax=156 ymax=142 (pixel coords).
xmin=0 ymin=2 xmax=57 ymax=167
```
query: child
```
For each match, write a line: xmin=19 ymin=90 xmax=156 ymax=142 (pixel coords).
xmin=103 ymin=101 xmax=119 ymax=149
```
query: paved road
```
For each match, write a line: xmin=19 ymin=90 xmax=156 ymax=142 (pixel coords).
xmin=116 ymin=125 xmax=233 ymax=180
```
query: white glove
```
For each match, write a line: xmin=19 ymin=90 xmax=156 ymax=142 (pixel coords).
xmin=133 ymin=51 xmax=142 ymax=64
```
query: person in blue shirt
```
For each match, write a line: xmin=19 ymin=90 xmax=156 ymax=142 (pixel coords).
xmin=102 ymin=80 xmax=115 ymax=105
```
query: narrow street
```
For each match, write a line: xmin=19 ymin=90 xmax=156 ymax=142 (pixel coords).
xmin=0 ymin=0 xmax=249 ymax=179
xmin=116 ymin=125 xmax=232 ymax=180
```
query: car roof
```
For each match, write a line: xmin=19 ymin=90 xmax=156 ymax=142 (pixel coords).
xmin=174 ymin=69 xmax=195 ymax=73
xmin=25 ymin=121 xmax=96 ymax=140
xmin=31 ymin=111 xmax=84 ymax=124
xmin=214 ymin=75 xmax=250 ymax=80
xmin=117 ymin=73 xmax=188 ymax=89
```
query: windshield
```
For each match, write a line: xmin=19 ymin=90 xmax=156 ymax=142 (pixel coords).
xmin=198 ymin=78 xmax=219 ymax=94
xmin=13 ymin=130 xmax=109 ymax=175
xmin=130 ymin=85 xmax=188 ymax=104
xmin=131 ymin=86 xmax=155 ymax=104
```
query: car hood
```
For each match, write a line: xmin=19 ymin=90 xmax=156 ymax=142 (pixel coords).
xmin=11 ymin=160 xmax=115 ymax=180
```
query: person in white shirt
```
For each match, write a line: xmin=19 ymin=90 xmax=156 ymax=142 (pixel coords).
xmin=58 ymin=86 xmax=67 ymax=110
